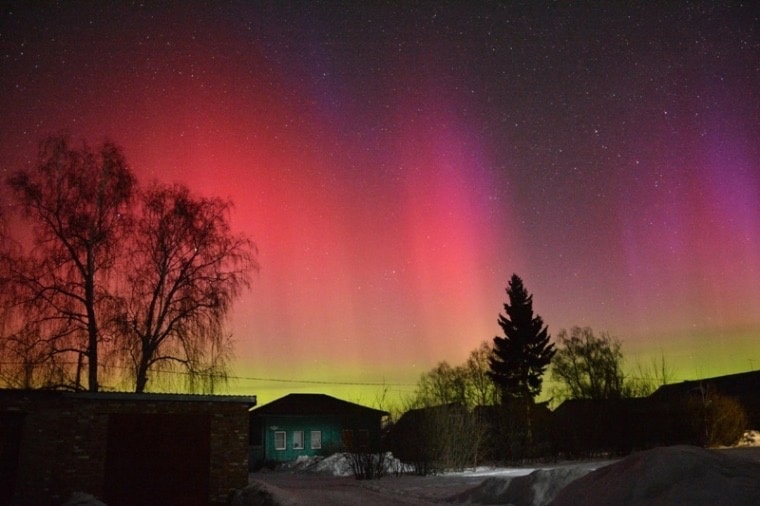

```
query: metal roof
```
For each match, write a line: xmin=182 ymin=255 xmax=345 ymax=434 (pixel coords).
xmin=250 ymin=393 xmax=388 ymax=416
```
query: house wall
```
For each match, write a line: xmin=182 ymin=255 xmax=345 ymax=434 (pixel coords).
xmin=254 ymin=413 xmax=383 ymax=465
xmin=0 ymin=391 xmax=251 ymax=506
xmin=260 ymin=414 xmax=344 ymax=462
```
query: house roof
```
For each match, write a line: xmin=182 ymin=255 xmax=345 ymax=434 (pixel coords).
xmin=250 ymin=393 xmax=388 ymax=417
xmin=552 ymin=397 xmax=652 ymax=416
xmin=649 ymin=370 xmax=760 ymax=399
xmin=398 ymin=402 xmax=464 ymax=418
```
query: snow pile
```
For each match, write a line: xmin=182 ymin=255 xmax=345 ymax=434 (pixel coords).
xmin=277 ymin=452 xmax=410 ymax=477
xmin=61 ymin=493 xmax=106 ymax=506
xmin=449 ymin=467 xmax=592 ymax=506
xmin=738 ymin=430 xmax=760 ymax=446
xmin=277 ymin=453 xmax=352 ymax=476
xmin=230 ymin=481 xmax=298 ymax=506
xmin=308 ymin=453 xmax=353 ymax=476
xmin=550 ymin=445 xmax=760 ymax=506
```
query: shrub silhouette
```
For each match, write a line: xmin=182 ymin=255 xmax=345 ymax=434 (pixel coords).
xmin=684 ymin=389 xmax=747 ymax=447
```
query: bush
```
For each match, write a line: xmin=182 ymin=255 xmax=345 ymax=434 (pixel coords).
xmin=343 ymin=451 xmax=386 ymax=480
xmin=685 ymin=390 xmax=747 ymax=447
xmin=389 ymin=403 xmax=491 ymax=474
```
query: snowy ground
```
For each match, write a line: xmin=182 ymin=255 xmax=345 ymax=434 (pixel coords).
xmin=240 ymin=455 xmax=617 ymax=505
xmin=239 ymin=443 xmax=760 ymax=506
xmin=65 ymin=431 xmax=760 ymax=505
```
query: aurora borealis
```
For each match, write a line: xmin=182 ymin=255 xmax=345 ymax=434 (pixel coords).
xmin=1 ymin=2 xmax=758 ymax=404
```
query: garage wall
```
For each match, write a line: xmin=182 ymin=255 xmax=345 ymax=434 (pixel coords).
xmin=0 ymin=391 xmax=253 ymax=506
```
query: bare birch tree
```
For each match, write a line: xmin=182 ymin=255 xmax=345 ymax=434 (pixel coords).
xmin=3 ymin=135 xmax=136 ymax=391
xmin=464 ymin=341 xmax=498 ymax=407
xmin=2 ymin=136 xmax=257 ymax=393
xmin=116 ymin=183 xmax=257 ymax=392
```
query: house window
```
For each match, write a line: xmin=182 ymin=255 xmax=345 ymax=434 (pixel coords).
xmin=358 ymin=429 xmax=370 ymax=450
xmin=274 ymin=431 xmax=286 ymax=451
xmin=310 ymin=430 xmax=322 ymax=450
xmin=342 ymin=429 xmax=354 ymax=450
xmin=293 ymin=430 xmax=304 ymax=450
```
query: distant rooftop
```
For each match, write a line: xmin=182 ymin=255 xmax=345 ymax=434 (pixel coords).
xmin=651 ymin=369 xmax=760 ymax=398
xmin=250 ymin=393 xmax=388 ymax=417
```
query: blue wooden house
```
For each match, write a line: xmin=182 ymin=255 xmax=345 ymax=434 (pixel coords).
xmin=249 ymin=393 xmax=388 ymax=468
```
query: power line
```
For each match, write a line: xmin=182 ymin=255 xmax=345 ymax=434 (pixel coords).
xmin=0 ymin=361 xmax=417 ymax=388
xmin=225 ymin=373 xmax=415 ymax=388
xmin=142 ymin=367 xmax=416 ymax=388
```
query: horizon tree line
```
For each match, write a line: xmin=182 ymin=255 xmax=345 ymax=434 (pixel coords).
xmin=408 ymin=273 xmax=679 ymax=411
xmin=399 ymin=274 xmax=745 ymax=466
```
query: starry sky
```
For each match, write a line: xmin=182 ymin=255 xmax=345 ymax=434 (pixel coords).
xmin=1 ymin=2 xmax=758 ymax=405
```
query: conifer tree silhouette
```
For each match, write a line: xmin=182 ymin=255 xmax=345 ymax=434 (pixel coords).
xmin=489 ymin=274 xmax=555 ymax=401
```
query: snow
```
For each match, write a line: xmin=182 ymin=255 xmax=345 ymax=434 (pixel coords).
xmin=245 ymin=446 xmax=760 ymax=505
xmin=246 ymin=455 xmax=612 ymax=505
xmin=450 ymin=466 xmax=597 ymax=505
xmin=737 ymin=429 xmax=760 ymax=447
xmin=275 ymin=452 xmax=412 ymax=477
xmin=551 ymin=445 xmax=760 ymax=506
xmin=61 ymin=492 xmax=107 ymax=506
xmin=61 ymin=440 xmax=760 ymax=505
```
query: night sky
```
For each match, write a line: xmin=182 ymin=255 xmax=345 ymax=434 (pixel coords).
xmin=1 ymin=2 xmax=758 ymax=404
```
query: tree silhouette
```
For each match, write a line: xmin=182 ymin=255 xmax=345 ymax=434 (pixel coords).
xmin=1 ymin=134 xmax=257 ymax=393
xmin=464 ymin=341 xmax=499 ymax=407
xmin=411 ymin=342 xmax=498 ymax=410
xmin=117 ymin=183 xmax=257 ymax=392
xmin=4 ymin=135 xmax=136 ymax=391
xmin=489 ymin=274 xmax=555 ymax=401
xmin=412 ymin=361 xmax=468 ymax=408
xmin=551 ymin=327 xmax=675 ymax=400
xmin=551 ymin=326 xmax=626 ymax=400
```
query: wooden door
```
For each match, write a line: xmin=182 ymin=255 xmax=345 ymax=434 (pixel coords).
xmin=104 ymin=413 xmax=210 ymax=506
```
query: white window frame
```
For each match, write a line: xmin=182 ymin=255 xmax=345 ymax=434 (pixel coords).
xmin=293 ymin=430 xmax=304 ymax=450
xmin=310 ymin=430 xmax=322 ymax=450
xmin=274 ymin=431 xmax=286 ymax=451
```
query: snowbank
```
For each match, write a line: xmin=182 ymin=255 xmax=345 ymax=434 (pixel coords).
xmin=278 ymin=453 xmax=353 ymax=476
xmin=61 ymin=493 xmax=106 ymax=506
xmin=229 ymin=481 xmax=298 ymax=506
xmin=550 ymin=445 xmax=760 ymax=506
xmin=738 ymin=429 xmax=760 ymax=446
xmin=248 ymin=446 xmax=760 ymax=505
xmin=277 ymin=452 xmax=411 ymax=477
xmin=449 ymin=466 xmax=592 ymax=505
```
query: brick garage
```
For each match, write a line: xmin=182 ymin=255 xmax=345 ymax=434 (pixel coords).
xmin=0 ymin=390 xmax=256 ymax=505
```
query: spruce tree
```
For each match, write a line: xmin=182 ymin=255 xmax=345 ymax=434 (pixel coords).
xmin=489 ymin=274 xmax=555 ymax=401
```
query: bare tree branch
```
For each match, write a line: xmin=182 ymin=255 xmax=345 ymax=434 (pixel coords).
xmin=115 ymin=183 xmax=257 ymax=393
xmin=2 ymin=134 xmax=136 ymax=390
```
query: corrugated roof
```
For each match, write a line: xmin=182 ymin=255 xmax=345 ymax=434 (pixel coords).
xmin=68 ymin=391 xmax=258 ymax=405
xmin=0 ymin=389 xmax=257 ymax=406
xmin=250 ymin=393 xmax=388 ymax=417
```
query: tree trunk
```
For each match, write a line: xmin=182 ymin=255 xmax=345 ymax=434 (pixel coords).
xmin=75 ymin=352 xmax=84 ymax=391
xmin=524 ymin=396 xmax=533 ymax=455
xmin=135 ymin=355 xmax=150 ymax=393
xmin=84 ymin=256 xmax=99 ymax=392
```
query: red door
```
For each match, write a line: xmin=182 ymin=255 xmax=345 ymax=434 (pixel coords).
xmin=104 ymin=413 xmax=210 ymax=506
